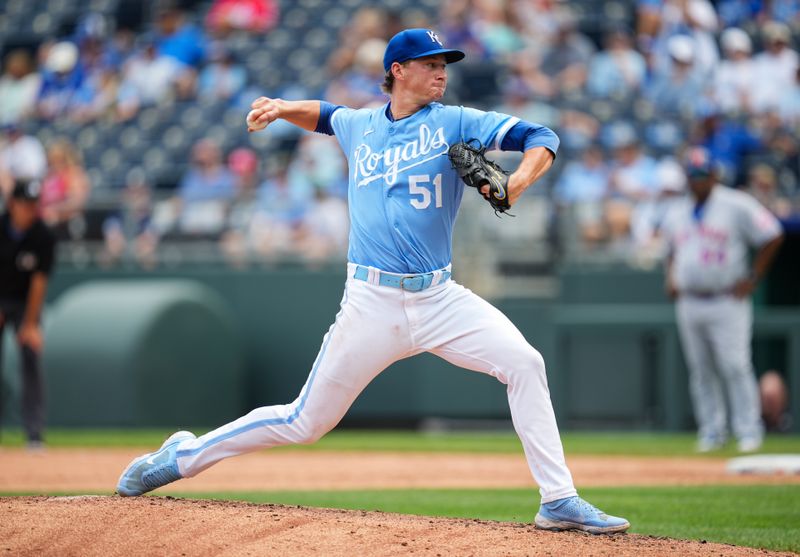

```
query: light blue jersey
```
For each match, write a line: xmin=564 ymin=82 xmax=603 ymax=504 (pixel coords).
xmin=328 ymin=102 xmax=553 ymax=273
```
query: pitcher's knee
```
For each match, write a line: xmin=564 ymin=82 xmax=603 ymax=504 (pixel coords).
xmin=529 ymin=348 xmax=546 ymax=374
xmin=295 ymin=422 xmax=332 ymax=445
xmin=503 ymin=346 xmax=546 ymax=383
xmin=516 ymin=346 xmax=545 ymax=373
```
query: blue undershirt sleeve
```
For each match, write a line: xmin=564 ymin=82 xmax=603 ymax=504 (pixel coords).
xmin=500 ymin=121 xmax=560 ymax=157
xmin=315 ymin=101 xmax=343 ymax=135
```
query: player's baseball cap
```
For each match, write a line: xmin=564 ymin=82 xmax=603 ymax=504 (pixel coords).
xmin=383 ymin=29 xmax=465 ymax=72
xmin=683 ymin=146 xmax=715 ymax=178
xmin=11 ymin=179 xmax=42 ymax=201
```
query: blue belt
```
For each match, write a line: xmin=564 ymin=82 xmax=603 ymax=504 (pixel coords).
xmin=352 ymin=265 xmax=451 ymax=292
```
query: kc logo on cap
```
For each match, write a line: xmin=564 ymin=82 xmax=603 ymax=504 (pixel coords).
xmin=426 ymin=30 xmax=443 ymax=46
xmin=383 ymin=28 xmax=465 ymax=73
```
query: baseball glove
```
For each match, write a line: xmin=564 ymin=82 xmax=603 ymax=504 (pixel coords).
xmin=448 ymin=140 xmax=511 ymax=215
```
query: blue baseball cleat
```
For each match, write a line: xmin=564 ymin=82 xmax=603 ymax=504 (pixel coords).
xmin=534 ymin=496 xmax=630 ymax=534
xmin=117 ymin=431 xmax=196 ymax=497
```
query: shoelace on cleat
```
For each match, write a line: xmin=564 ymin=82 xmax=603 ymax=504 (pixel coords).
xmin=575 ymin=498 xmax=610 ymax=520
xmin=142 ymin=463 xmax=181 ymax=489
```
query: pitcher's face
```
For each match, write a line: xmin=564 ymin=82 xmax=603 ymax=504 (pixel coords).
xmin=402 ymin=54 xmax=448 ymax=102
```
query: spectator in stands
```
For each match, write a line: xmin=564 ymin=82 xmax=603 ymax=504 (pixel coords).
xmin=605 ymin=122 xmax=660 ymax=246
xmin=0 ymin=124 xmax=47 ymax=197
xmin=220 ymin=148 xmax=261 ymax=266
xmin=116 ymin=37 xmax=183 ymax=121
xmin=198 ymin=43 xmax=247 ymax=104
xmin=155 ymin=4 xmax=206 ymax=68
xmin=512 ymin=0 xmax=565 ymax=53
xmin=607 ymin=121 xmax=661 ymax=203
xmin=385 ymin=7 xmax=432 ymax=38
xmin=556 ymin=109 xmax=602 ymax=153
xmin=630 ymin=157 xmax=687 ymax=260
xmin=679 ymin=0 xmax=719 ymax=79
xmin=295 ymin=186 xmax=349 ymax=262
xmin=288 ymin=134 xmax=348 ymax=200
xmin=645 ymin=0 xmax=719 ymax=80
xmin=470 ymin=0 xmax=525 ymax=60
xmin=713 ymin=27 xmax=756 ymax=116
xmin=745 ymin=163 xmax=795 ymax=219
xmin=69 ymin=13 xmax=119 ymax=123
xmin=496 ymin=76 xmax=560 ymax=132
xmin=777 ymin=66 xmax=800 ymax=126
xmin=438 ymin=0 xmax=487 ymax=61
xmin=229 ymin=147 xmax=260 ymax=197
xmin=248 ymin=157 xmax=310 ymax=257
xmin=107 ymin=26 xmax=138 ymax=66
xmin=205 ymin=0 xmax=279 ymax=37
xmin=515 ymin=9 xmax=595 ymax=100
xmin=101 ymin=168 xmax=158 ymax=268
xmin=154 ymin=4 xmax=206 ymax=99
xmin=636 ymin=0 xmax=665 ymax=53
xmin=39 ymin=138 xmax=91 ymax=240
xmin=719 ymin=0 xmax=800 ymax=26
xmin=553 ymin=144 xmax=610 ymax=246
xmin=173 ymin=138 xmax=236 ymax=238
xmin=586 ymin=29 xmax=647 ymax=99
xmin=769 ymin=0 xmax=800 ymax=24
xmin=35 ymin=41 xmax=85 ymax=121
xmin=327 ymin=7 xmax=388 ymax=75
xmin=715 ymin=0 xmax=764 ymax=28
xmin=325 ymin=39 xmax=388 ymax=109
xmin=644 ymin=119 xmax=687 ymax=157
xmin=752 ymin=21 xmax=799 ymax=114
xmin=0 ymin=50 xmax=41 ymax=125
xmin=693 ymin=110 xmax=763 ymax=186
xmin=644 ymin=34 xmax=708 ymax=118
xmin=553 ymin=144 xmax=609 ymax=207
xmin=755 ymin=117 xmax=800 ymax=216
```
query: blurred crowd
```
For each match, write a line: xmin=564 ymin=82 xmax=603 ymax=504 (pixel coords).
xmin=0 ymin=0 xmax=799 ymax=268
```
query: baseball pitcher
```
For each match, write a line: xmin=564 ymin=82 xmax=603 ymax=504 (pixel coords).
xmin=117 ymin=29 xmax=630 ymax=534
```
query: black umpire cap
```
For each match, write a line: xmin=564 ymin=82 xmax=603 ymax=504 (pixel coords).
xmin=11 ymin=179 xmax=43 ymax=201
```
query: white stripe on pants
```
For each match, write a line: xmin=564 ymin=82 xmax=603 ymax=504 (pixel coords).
xmin=174 ymin=265 xmax=577 ymax=503
xmin=676 ymin=295 xmax=763 ymax=442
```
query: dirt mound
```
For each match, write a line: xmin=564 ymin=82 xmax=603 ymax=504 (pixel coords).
xmin=1 ymin=496 xmax=793 ymax=557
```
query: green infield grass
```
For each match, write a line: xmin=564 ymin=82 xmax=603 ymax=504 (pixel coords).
xmin=2 ymin=426 xmax=798 ymax=552
xmin=167 ymin=485 xmax=800 ymax=553
xmin=1 ymin=428 xmax=799 ymax=456
xmin=3 ymin=485 xmax=796 ymax=551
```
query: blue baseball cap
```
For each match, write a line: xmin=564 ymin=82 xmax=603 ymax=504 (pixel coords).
xmin=383 ymin=28 xmax=465 ymax=72
xmin=683 ymin=146 xmax=715 ymax=177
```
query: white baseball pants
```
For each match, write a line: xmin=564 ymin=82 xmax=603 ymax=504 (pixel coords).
xmin=175 ymin=263 xmax=577 ymax=503
xmin=676 ymin=295 xmax=763 ymax=443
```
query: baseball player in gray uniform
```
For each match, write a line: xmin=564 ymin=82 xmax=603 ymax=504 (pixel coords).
xmin=117 ymin=28 xmax=630 ymax=534
xmin=663 ymin=147 xmax=784 ymax=453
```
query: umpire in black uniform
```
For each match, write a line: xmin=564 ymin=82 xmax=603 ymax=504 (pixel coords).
xmin=0 ymin=179 xmax=56 ymax=447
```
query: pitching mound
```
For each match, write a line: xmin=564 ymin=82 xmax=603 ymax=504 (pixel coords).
xmin=2 ymin=496 xmax=794 ymax=557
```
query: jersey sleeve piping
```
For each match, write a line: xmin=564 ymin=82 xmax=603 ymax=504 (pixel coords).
xmin=494 ymin=116 xmax=520 ymax=150
xmin=318 ymin=102 xmax=345 ymax=135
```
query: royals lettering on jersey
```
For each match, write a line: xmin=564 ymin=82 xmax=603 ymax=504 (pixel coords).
xmin=353 ymin=124 xmax=448 ymax=188
xmin=329 ymin=102 xmax=531 ymax=274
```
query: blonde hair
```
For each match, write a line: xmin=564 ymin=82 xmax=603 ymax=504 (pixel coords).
xmin=48 ymin=138 xmax=83 ymax=167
